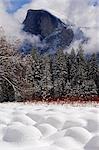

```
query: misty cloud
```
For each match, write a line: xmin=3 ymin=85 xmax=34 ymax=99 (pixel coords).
xmin=0 ymin=0 xmax=99 ymax=53
xmin=0 ymin=0 xmax=40 ymax=47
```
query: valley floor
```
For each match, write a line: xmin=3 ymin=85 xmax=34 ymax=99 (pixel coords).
xmin=0 ymin=103 xmax=99 ymax=150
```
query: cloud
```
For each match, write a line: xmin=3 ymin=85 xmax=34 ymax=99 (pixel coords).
xmin=14 ymin=0 xmax=98 ymax=26
xmin=0 ymin=1 xmax=22 ymax=41
xmin=14 ymin=0 xmax=99 ymax=53
xmin=83 ymin=28 xmax=99 ymax=53
xmin=0 ymin=0 xmax=99 ymax=53
xmin=0 ymin=0 xmax=40 ymax=46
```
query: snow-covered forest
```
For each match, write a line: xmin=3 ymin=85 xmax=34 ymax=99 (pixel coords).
xmin=0 ymin=29 xmax=99 ymax=102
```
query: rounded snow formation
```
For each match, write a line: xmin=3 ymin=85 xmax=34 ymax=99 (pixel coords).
xmin=85 ymin=118 xmax=99 ymax=133
xmin=63 ymin=118 xmax=87 ymax=129
xmin=3 ymin=123 xmax=42 ymax=143
xmin=0 ymin=124 xmax=6 ymax=140
xmin=53 ymin=136 xmax=81 ymax=149
xmin=0 ymin=103 xmax=99 ymax=150
xmin=65 ymin=127 xmax=92 ymax=145
xmin=37 ymin=123 xmax=57 ymax=137
xmin=84 ymin=135 xmax=99 ymax=150
xmin=45 ymin=115 xmax=65 ymax=129
xmin=0 ymin=114 xmax=10 ymax=125
xmin=12 ymin=114 xmax=36 ymax=125
xmin=27 ymin=112 xmax=45 ymax=123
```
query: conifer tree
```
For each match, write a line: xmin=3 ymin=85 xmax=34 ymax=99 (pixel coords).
xmin=82 ymin=79 xmax=98 ymax=97
xmin=72 ymin=46 xmax=87 ymax=86
xmin=31 ymin=49 xmax=43 ymax=98
xmin=88 ymin=53 xmax=99 ymax=94
xmin=69 ymin=49 xmax=77 ymax=81
xmin=41 ymin=54 xmax=53 ymax=99
xmin=88 ymin=53 xmax=98 ymax=80
xmin=53 ymin=49 xmax=68 ymax=97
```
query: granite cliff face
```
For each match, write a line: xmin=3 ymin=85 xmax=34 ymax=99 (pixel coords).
xmin=23 ymin=9 xmax=74 ymax=54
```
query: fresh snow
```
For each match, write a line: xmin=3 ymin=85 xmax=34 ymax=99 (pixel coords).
xmin=0 ymin=103 xmax=99 ymax=150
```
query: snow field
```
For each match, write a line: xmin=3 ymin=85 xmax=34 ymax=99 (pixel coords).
xmin=0 ymin=103 xmax=98 ymax=150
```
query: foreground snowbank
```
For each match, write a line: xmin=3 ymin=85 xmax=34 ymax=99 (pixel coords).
xmin=0 ymin=103 xmax=99 ymax=150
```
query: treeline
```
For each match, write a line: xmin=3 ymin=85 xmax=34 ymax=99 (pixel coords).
xmin=28 ymin=47 xmax=99 ymax=100
xmin=0 ymin=31 xmax=99 ymax=102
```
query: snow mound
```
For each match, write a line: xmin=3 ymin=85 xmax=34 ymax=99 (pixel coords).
xmin=65 ymin=127 xmax=92 ymax=145
xmin=27 ymin=112 xmax=45 ymax=123
xmin=84 ymin=135 xmax=99 ymax=150
xmin=53 ymin=136 xmax=81 ymax=149
xmin=37 ymin=123 xmax=57 ymax=137
xmin=0 ymin=113 xmax=10 ymax=125
xmin=85 ymin=118 xmax=99 ymax=133
xmin=45 ymin=116 xmax=65 ymax=129
xmin=63 ymin=118 xmax=87 ymax=129
xmin=0 ymin=125 xmax=6 ymax=140
xmin=12 ymin=110 xmax=27 ymax=115
xmin=3 ymin=123 xmax=42 ymax=143
xmin=44 ymin=129 xmax=66 ymax=143
xmin=30 ymin=145 xmax=64 ymax=150
xmin=0 ymin=103 xmax=98 ymax=150
xmin=12 ymin=114 xmax=36 ymax=125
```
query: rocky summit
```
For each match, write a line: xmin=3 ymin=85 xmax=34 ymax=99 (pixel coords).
xmin=23 ymin=9 xmax=74 ymax=54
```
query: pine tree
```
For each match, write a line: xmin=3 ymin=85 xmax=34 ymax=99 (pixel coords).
xmin=69 ymin=49 xmax=77 ymax=84
xmin=82 ymin=79 xmax=98 ymax=97
xmin=88 ymin=53 xmax=98 ymax=80
xmin=41 ymin=54 xmax=53 ymax=99
xmin=65 ymin=80 xmax=72 ymax=96
xmin=87 ymin=53 xmax=99 ymax=95
xmin=88 ymin=53 xmax=99 ymax=94
xmin=70 ymin=84 xmax=83 ymax=97
xmin=51 ymin=54 xmax=60 ymax=98
xmin=31 ymin=49 xmax=43 ymax=99
xmin=53 ymin=49 xmax=68 ymax=97
xmin=72 ymin=46 xmax=87 ymax=86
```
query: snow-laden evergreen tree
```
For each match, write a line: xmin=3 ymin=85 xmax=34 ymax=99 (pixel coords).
xmin=65 ymin=80 xmax=72 ymax=96
xmin=68 ymin=49 xmax=77 ymax=81
xmin=31 ymin=48 xmax=43 ymax=98
xmin=23 ymin=54 xmax=34 ymax=100
xmin=52 ymin=49 xmax=68 ymax=97
xmin=70 ymin=84 xmax=84 ymax=97
xmin=0 ymin=30 xmax=23 ymax=101
xmin=88 ymin=53 xmax=99 ymax=94
xmin=41 ymin=54 xmax=53 ymax=99
xmin=50 ymin=54 xmax=60 ymax=98
xmin=48 ymin=55 xmax=55 ymax=98
xmin=88 ymin=53 xmax=98 ymax=80
xmin=71 ymin=46 xmax=87 ymax=87
xmin=82 ymin=79 xmax=98 ymax=96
